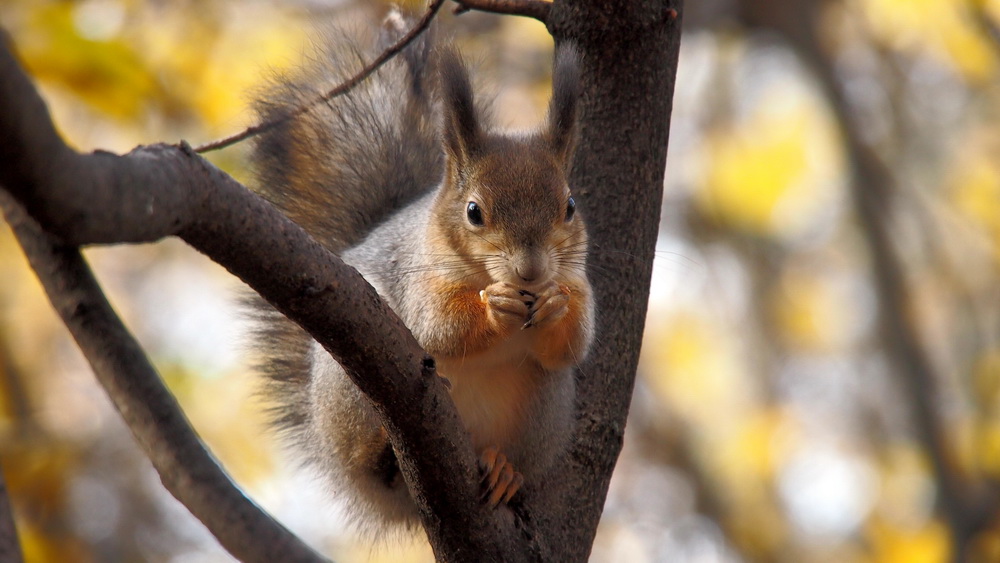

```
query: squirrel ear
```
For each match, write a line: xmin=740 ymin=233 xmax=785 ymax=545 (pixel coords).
xmin=440 ymin=49 xmax=481 ymax=164
xmin=547 ymin=44 xmax=581 ymax=166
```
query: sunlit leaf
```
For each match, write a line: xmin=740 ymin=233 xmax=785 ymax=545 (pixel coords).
xmin=698 ymin=88 xmax=839 ymax=239
xmin=951 ymin=157 xmax=1000 ymax=261
xmin=16 ymin=3 xmax=162 ymax=119
xmin=868 ymin=517 xmax=949 ymax=563
xmin=641 ymin=311 xmax=749 ymax=423
xmin=862 ymin=0 xmax=996 ymax=81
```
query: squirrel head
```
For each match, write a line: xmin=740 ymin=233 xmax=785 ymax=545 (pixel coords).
xmin=433 ymin=46 xmax=586 ymax=290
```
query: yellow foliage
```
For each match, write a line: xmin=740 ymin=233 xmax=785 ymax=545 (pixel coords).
xmin=973 ymin=349 xmax=1000 ymax=404
xmin=951 ymin=157 xmax=1000 ymax=261
xmin=2 ymin=441 xmax=88 ymax=562
xmin=728 ymin=500 xmax=789 ymax=561
xmin=640 ymin=311 xmax=748 ymax=423
xmin=5 ymin=0 xmax=311 ymax=140
xmin=867 ymin=517 xmax=950 ymax=563
xmin=137 ymin=4 xmax=310 ymax=131
xmin=971 ymin=352 xmax=1000 ymax=479
xmin=346 ymin=540 xmax=434 ymax=563
xmin=771 ymin=267 xmax=853 ymax=353
xmin=861 ymin=0 xmax=996 ymax=81
xmin=180 ymin=369 xmax=276 ymax=485
xmin=699 ymin=89 xmax=838 ymax=239
xmin=716 ymin=408 xmax=792 ymax=483
xmin=975 ymin=420 xmax=1000 ymax=476
xmin=874 ymin=445 xmax=935 ymax=531
xmin=18 ymin=518 xmax=87 ymax=563
xmin=14 ymin=3 xmax=161 ymax=120
xmin=709 ymin=409 xmax=794 ymax=560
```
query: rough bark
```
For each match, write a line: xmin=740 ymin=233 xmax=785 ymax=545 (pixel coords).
xmin=539 ymin=1 xmax=683 ymax=557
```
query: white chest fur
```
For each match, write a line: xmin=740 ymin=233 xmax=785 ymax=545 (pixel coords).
xmin=435 ymin=329 xmax=543 ymax=451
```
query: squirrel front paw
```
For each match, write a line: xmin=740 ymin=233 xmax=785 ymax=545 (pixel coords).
xmin=478 ymin=446 xmax=524 ymax=508
xmin=480 ymin=282 xmax=533 ymax=333
xmin=523 ymin=282 xmax=570 ymax=329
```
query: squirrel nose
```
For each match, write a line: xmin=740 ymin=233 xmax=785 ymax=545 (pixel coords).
xmin=515 ymin=262 xmax=544 ymax=283
xmin=513 ymin=251 xmax=547 ymax=284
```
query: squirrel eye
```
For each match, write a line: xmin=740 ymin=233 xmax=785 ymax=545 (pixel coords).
xmin=565 ymin=196 xmax=576 ymax=222
xmin=466 ymin=201 xmax=484 ymax=226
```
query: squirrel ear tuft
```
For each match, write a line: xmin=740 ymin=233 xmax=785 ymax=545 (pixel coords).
xmin=439 ymin=49 xmax=480 ymax=164
xmin=547 ymin=44 xmax=581 ymax=166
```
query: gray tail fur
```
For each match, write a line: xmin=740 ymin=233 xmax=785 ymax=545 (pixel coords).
xmin=245 ymin=13 xmax=444 ymax=440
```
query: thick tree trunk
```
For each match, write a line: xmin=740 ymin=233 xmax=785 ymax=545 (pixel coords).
xmin=537 ymin=1 xmax=683 ymax=558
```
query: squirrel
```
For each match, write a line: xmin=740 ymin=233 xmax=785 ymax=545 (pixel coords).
xmin=247 ymin=12 xmax=594 ymax=533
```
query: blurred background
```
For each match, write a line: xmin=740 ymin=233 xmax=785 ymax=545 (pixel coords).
xmin=2 ymin=0 xmax=1000 ymax=561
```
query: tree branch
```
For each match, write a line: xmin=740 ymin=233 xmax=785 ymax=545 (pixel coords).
xmin=0 ymin=463 xmax=22 ymax=563
xmin=194 ymin=0 xmax=447 ymax=153
xmin=0 ymin=191 xmax=326 ymax=563
xmin=0 ymin=32 xmax=527 ymax=561
xmin=453 ymin=0 xmax=552 ymax=22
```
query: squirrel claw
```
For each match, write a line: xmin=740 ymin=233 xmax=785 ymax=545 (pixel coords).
xmin=522 ymin=310 xmax=536 ymax=330
xmin=478 ymin=446 xmax=523 ymax=507
xmin=525 ymin=282 xmax=570 ymax=328
xmin=482 ymin=282 xmax=534 ymax=332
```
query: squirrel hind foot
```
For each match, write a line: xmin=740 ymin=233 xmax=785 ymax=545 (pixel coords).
xmin=478 ymin=446 xmax=524 ymax=508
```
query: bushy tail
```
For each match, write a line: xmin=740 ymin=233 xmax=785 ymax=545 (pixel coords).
xmin=245 ymin=13 xmax=443 ymax=439
xmin=251 ymin=13 xmax=443 ymax=253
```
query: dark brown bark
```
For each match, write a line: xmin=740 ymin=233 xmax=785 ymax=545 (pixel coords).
xmin=540 ymin=1 xmax=683 ymax=557
xmin=453 ymin=0 xmax=552 ymax=22
xmin=0 ymin=0 xmax=683 ymax=557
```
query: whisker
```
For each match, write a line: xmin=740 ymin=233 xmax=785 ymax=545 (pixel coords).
xmin=468 ymin=229 xmax=507 ymax=255
xmin=550 ymin=226 xmax=587 ymax=251
xmin=362 ymin=254 xmax=505 ymax=275
xmin=587 ymin=243 xmax=701 ymax=268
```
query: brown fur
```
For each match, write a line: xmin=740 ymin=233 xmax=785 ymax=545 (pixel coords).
xmin=247 ymin=14 xmax=592 ymax=534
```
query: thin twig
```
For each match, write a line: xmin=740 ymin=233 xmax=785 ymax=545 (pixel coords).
xmin=453 ymin=0 xmax=552 ymax=22
xmin=194 ymin=0 xmax=446 ymax=153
